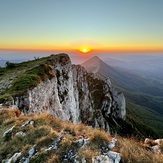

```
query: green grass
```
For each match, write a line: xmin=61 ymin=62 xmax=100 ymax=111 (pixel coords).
xmin=126 ymin=101 xmax=163 ymax=138
xmin=9 ymin=64 xmax=55 ymax=96
xmin=113 ymin=85 xmax=163 ymax=138
xmin=0 ymin=94 xmax=13 ymax=103
xmin=10 ymin=74 xmax=40 ymax=94
xmin=0 ymin=53 xmax=69 ymax=103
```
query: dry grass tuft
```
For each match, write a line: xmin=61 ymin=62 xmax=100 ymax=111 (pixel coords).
xmin=33 ymin=113 xmax=63 ymax=131
xmin=36 ymin=133 xmax=57 ymax=149
xmin=1 ymin=108 xmax=20 ymax=119
xmin=160 ymin=141 xmax=163 ymax=153
xmin=77 ymin=146 xmax=99 ymax=162
xmin=90 ymin=129 xmax=111 ymax=147
xmin=45 ymin=154 xmax=60 ymax=163
xmin=118 ymin=137 xmax=155 ymax=163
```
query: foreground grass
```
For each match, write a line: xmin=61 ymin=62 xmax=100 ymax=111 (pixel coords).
xmin=0 ymin=108 xmax=163 ymax=163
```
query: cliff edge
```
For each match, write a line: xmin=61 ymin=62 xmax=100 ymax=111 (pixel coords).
xmin=0 ymin=53 xmax=126 ymax=133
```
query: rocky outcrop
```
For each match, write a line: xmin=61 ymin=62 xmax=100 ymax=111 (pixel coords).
xmin=3 ymin=126 xmax=15 ymax=138
xmin=6 ymin=152 xmax=21 ymax=163
xmin=13 ymin=54 xmax=126 ymax=132
xmin=93 ymin=138 xmax=121 ymax=163
xmin=144 ymin=138 xmax=163 ymax=154
xmin=93 ymin=151 xmax=121 ymax=163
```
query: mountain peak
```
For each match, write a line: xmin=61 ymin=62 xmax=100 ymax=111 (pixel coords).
xmin=82 ymin=56 xmax=109 ymax=74
xmin=84 ymin=56 xmax=101 ymax=63
xmin=91 ymin=55 xmax=100 ymax=60
xmin=81 ymin=56 xmax=102 ymax=73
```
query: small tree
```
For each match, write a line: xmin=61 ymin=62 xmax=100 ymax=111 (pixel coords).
xmin=5 ymin=61 xmax=16 ymax=68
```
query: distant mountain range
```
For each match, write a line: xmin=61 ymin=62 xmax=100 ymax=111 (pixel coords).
xmin=82 ymin=56 xmax=163 ymax=137
xmin=82 ymin=56 xmax=163 ymax=113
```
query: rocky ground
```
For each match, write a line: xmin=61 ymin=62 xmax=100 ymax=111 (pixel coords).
xmin=0 ymin=107 xmax=163 ymax=163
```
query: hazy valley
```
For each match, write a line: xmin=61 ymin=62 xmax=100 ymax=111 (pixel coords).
xmin=82 ymin=54 xmax=163 ymax=137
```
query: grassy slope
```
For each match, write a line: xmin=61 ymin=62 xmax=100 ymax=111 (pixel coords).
xmin=0 ymin=108 xmax=163 ymax=163
xmin=111 ymin=84 xmax=163 ymax=138
xmin=126 ymin=101 xmax=163 ymax=138
xmin=0 ymin=54 xmax=68 ymax=102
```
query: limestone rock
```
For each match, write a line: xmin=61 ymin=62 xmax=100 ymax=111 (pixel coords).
xmin=6 ymin=152 xmax=21 ymax=163
xmin=151 ymin=145 xmax=161 ymax=154
xmin=15 ymin=131 xmax=26 ymax=137
xmin=23 ymin=146 xmax=36 ymax=163
xmin=45 ymin=130 xmax=64 ymax=151
xmin=92 ymin=155 xmax=110 ymax=163
xmin=144 ymin=138 xmax=163 ymax=154
xmin=108 ymin=138 xmax=117 ymax=150
xmin=154 ymin=139 xmax=163 ymax=145
xmin=73 ymin=136 xmax=90 ymax=147
xmin=3 ymin=126 xmax=15 ymax=138
xmin=21 ymin=121 xmax=34 ymax=128
xmin=107 ymin=151 xmax=121 ymax=163
xmin=92 ymin=151 xmax=121 ymax=163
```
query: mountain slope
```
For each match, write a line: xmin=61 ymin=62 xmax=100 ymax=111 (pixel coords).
xmin=82 ymin=56 xmax=149 ymax=92
xmin=82 ymin=56 xmax=163 ymax=137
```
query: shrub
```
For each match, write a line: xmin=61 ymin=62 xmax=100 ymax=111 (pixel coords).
xmin=5 ymin=61 xmax=16 ymax=68
xmin=0 ymin=94 xmax=13 ymax=104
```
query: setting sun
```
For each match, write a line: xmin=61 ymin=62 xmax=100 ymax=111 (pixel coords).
xmin=79 ymin=47 xmax=91 ymax=53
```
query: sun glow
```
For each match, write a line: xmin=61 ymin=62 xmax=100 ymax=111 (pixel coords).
xmin=79 ymin=47 xmax=91 ymax=53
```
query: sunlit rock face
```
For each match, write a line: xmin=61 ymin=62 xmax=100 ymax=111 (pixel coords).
xmin=15 ymin=54 xmax=126 ymax=131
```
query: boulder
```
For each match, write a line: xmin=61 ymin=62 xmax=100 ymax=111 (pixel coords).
xmin=107 ymin=151 xmax=121 ymax=163
xmin=92 ymin=155 xmax=110 ymax=163
xmin=3 ymin=126 xmax=15 ymax=138
xmin=15 ymin=131 xmax=26 ymax=137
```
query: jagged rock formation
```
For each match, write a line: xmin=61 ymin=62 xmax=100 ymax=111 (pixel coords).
xmin=3 ymin=54 xmax=126 ymax=132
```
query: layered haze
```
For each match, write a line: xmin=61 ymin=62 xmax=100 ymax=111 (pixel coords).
xmin=81 ymin=53 xmax=163 ymax=136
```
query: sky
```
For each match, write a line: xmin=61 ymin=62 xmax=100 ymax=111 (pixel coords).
xmin=0 ymin=0 xmax=163 ymax=52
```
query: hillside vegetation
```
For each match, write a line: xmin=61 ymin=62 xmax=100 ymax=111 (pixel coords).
xmin=0 ymin=54 xmax=68 ymax=103
xmin=126 ymin=101 xmax=163 ymax=137
xmin=0 ymin=108 xmax=163 ymax=163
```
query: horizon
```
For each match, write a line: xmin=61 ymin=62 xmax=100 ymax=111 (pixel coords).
xmin=0 ymin=49 xmax=163 ymax=66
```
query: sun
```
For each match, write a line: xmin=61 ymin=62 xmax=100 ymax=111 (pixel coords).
xmin=79 ymin=47 xmax=91 ymax=53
